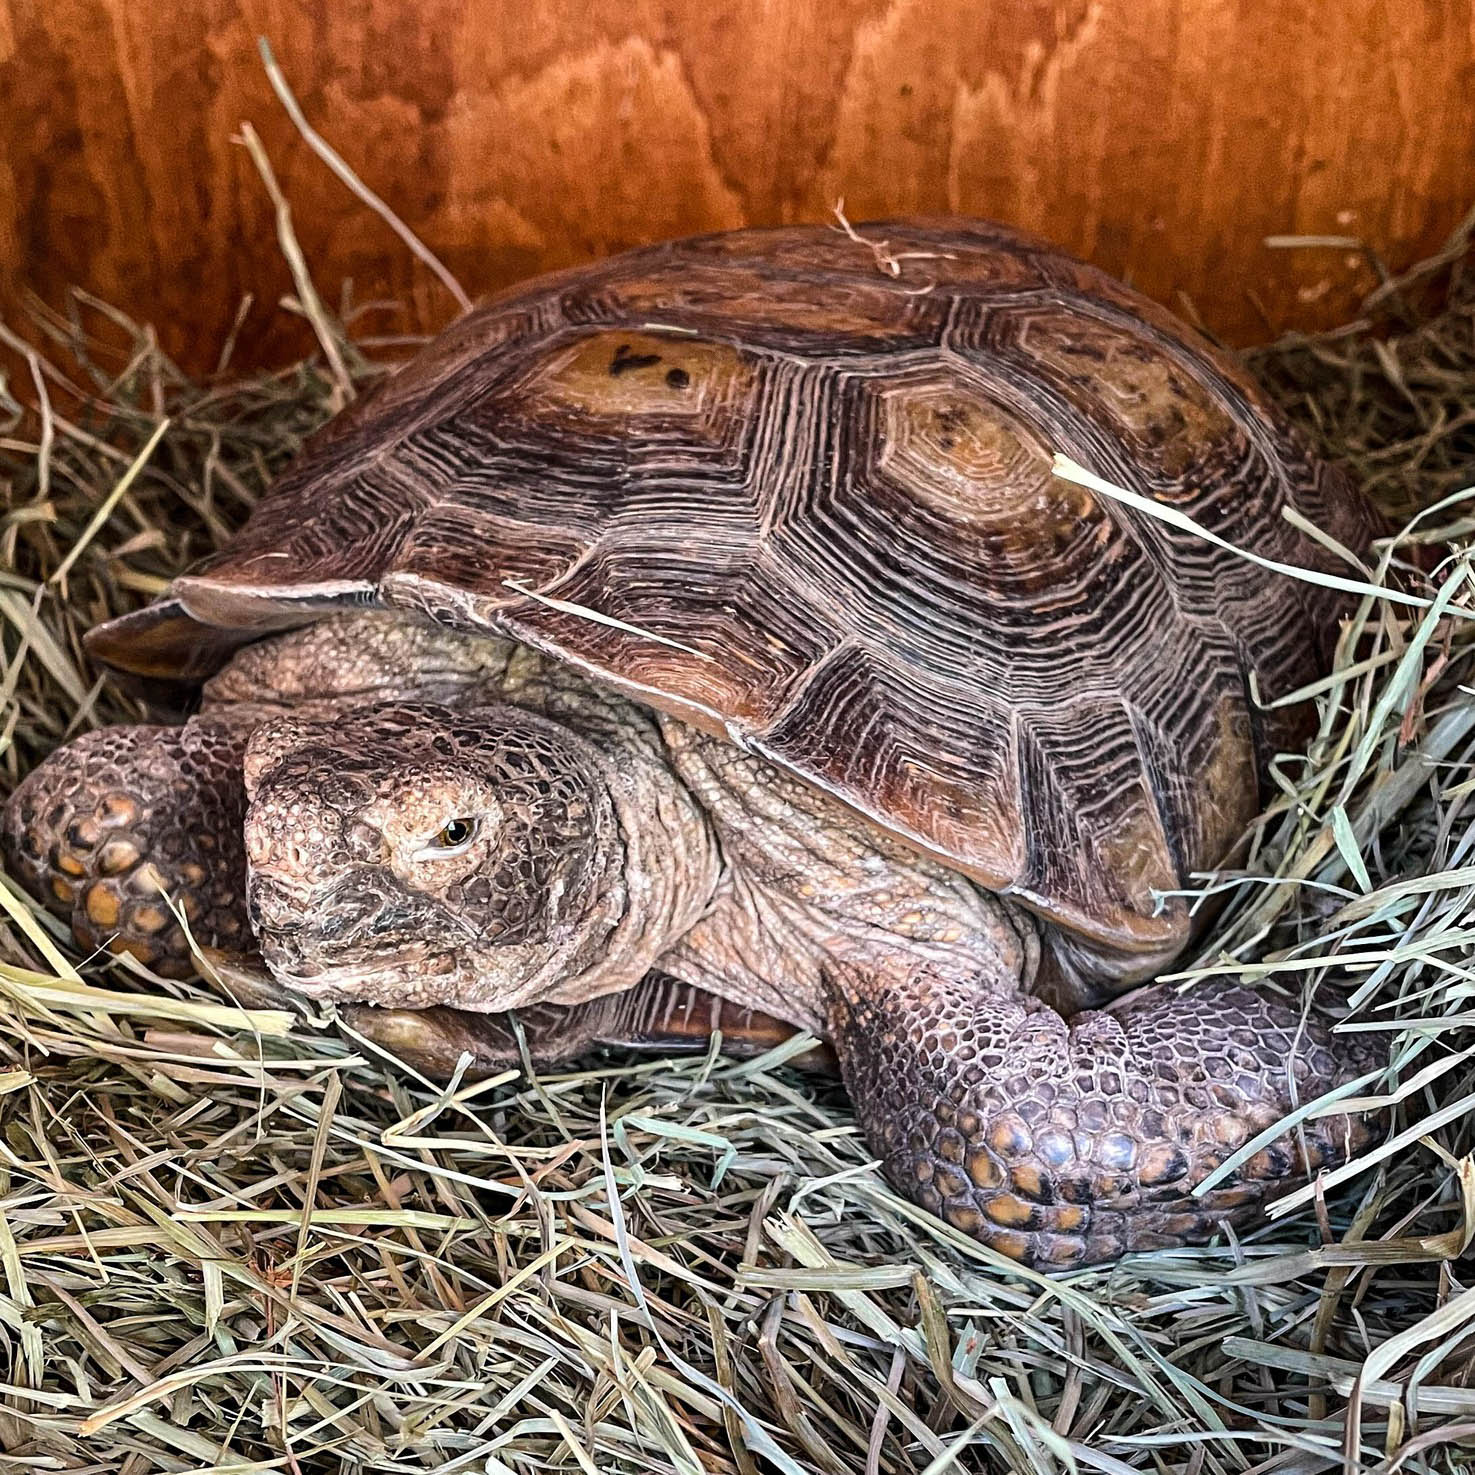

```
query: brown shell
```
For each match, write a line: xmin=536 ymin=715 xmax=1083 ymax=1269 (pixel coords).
xmin=89 ymin=220 xmax=1380 ymax=976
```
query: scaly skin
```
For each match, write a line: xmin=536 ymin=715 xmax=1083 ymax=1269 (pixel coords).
xmin=663 ymin=717 xmax=1379 ymax=1266
xmin=829 ymin=968 xmax=1377 ymax=1267
xmin=3 ymin=713 xmax=257 ymax=974
xmin=2 ymin=614 xmax=1379 ymax=1268
xmin=207 ymin=946 xmax=812 ymax=1075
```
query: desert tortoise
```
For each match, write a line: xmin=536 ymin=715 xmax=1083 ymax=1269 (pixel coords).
xmin=4 ymin=220 xmax=1382 ymax=1267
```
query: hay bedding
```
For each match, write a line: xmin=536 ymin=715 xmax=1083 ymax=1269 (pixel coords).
xmin=2 ymin=191 xmax=1475 ymax=1475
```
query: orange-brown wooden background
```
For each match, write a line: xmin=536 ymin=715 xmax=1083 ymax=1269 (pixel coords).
xmin=1 ymin=0 xmax=1471 ymax=373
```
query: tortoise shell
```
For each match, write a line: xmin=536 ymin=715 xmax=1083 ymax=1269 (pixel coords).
xmin=89 ymin=220 xmax=1380 ymax=981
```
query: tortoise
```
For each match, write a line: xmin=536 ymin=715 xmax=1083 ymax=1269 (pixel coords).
xmin=3 ymin=218 xmax=1384 ymax=1269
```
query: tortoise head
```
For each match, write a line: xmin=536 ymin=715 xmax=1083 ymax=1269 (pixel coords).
xmin=241 ymin=701 xmax=628 ymax=1011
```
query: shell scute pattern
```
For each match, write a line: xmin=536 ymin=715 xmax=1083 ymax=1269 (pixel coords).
xmin=992 ymin=304 xmax=1239 ymax=477
xmin=116 ymin=220 xmax=1380 ymax=979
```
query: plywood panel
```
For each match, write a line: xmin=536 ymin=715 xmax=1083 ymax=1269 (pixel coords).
xmin=1 ymin=0 xmax=1470 ymax=373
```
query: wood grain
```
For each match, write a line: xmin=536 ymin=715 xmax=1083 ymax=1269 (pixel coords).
xmin=1 ymin=0 xmax=1471 ymax=373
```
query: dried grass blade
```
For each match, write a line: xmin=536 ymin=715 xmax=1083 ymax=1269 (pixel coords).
xmin=258 ymin=38 xmax=471 ymax=315
xmin=234 ymin=121 xmax=355 ymax=406
xmin=49 ymin=416 xmax=169 ymax=590
xmin=1053 ymin=453 xmax=1458 ymax=612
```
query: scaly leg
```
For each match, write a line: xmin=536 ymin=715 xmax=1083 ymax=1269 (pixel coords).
xmin=662 ymin=722 xmax=1380 ymax=1269
xmin=3 ymin=715 xmax=259 ymax=975
xmin=828 ymin=965 xmax=1379 ymax=1268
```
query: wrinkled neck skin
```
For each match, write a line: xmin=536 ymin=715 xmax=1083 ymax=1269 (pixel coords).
xmin=546 ymin=711 xmax=723 ymax=1009
xmin=490 ymin=647 xmax=727 ymax=1010
xmin=238 ymin=618 xmax=722 ymax=1016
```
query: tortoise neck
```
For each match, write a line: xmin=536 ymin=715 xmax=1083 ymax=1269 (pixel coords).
xmin=539 ymin=703 xmax=724 ymax=1011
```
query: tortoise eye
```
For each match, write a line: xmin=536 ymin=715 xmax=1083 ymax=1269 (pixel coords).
xmin=427 ymin=817 xmax=478 ymax=854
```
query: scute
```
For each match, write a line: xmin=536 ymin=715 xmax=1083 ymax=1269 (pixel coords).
xmin=87 ymin=219 xmax=1382 ymax=983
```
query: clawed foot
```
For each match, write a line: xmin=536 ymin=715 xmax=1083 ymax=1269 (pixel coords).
xmin=830 ymin=968 xmax=1378 ymax=1269
xmin=3 ymin=717 xmax=257 ymax=975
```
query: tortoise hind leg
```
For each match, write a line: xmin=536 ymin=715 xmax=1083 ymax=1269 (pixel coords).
xmin=827 ymin=966 xmax=1380 ymax=1269
xmin=2 ymin=714 xmax=256 ymax=975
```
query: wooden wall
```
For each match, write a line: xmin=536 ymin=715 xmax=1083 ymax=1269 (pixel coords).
xmin=1 ymin=0 xmax=1470 ymax=374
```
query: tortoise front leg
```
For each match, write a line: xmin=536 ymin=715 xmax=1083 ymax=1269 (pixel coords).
xmin=3 ymin=715 xmax=258 ymax=975
xmin=827 ymin=966 xmax=1380 ymax=1269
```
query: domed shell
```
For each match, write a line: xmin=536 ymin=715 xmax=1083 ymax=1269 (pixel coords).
xmin=90 ymin=220 xmax=1380 ymax=980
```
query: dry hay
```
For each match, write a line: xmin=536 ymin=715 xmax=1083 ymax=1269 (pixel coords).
xmin=2 ymin=198 xmax=1475 ymax=1475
